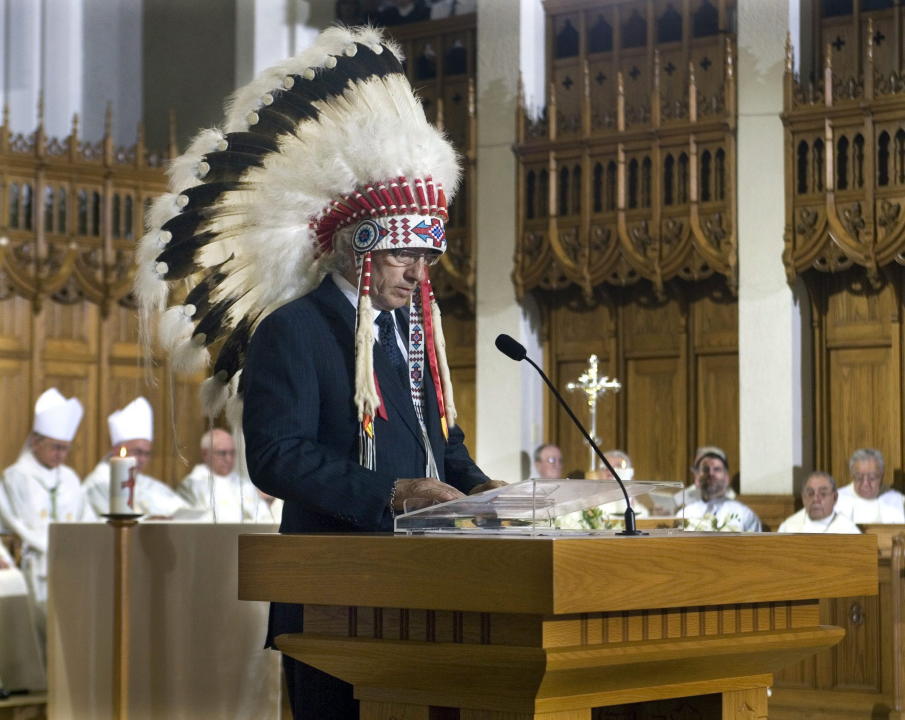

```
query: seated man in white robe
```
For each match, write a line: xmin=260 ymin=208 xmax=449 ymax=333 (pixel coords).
xmin=556 ymin=450 xmax=648 ymax=529
xmin=597 ymin=450 xmax=650 ymax=518
xmin=0 ymin=540 xmax=45 ymax=693
xmin=682 ymin=449 xmax=761 ymax=532
xmin=178 ymin=429 xmax=279 ymax=522
xmin=674 ymin=445 xmax=737 ymax=510
xmin=778 ymin=471 xmax=861 ymax=534
xmin=84 ymin=397 xmax=186 ymax=517
xmin=0 ymin=388 xmax=93 ymax=636
xmin=834 ymin=448 xmax=905 ymax=524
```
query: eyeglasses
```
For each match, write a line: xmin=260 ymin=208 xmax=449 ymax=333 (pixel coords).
xmin=539 ymin=457 xmax=563 ymax=465
xmin=383 ymin=249 xmax=442 ymax=267
xmin=853 ymin=473 xmax=882 ymax=482
xmin=803 ymin=488 xmax=834 ymax=498
xmin=211 ymin=450 xmax=236 ymax=457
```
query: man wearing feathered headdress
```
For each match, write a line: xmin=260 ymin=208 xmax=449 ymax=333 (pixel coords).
xmin=136 ymin=26 xmax=499 ymax=718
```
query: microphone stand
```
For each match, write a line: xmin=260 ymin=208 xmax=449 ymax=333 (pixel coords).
xmin=521 ymin=354 xmax=645 ymax=536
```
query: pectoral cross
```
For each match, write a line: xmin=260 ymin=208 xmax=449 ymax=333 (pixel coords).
xmin=566 ymin=355 xmax=621 ymax=472
xmin=122 ymin=469 xmax=136 ymax=509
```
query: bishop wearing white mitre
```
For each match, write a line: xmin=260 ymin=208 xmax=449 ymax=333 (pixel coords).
xmin=83 ymin=397 xmax=186 ymax=517
xmin=0 ymin=389 xmax=93 ymax=625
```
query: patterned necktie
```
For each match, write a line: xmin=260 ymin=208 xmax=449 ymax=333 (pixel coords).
xmin=376 ymin=311 xmax=409 ymax=386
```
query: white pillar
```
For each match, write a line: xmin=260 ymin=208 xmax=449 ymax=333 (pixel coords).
xmin=82 ymin=0 xmax=142 ymax=143
xmin=737 ymin=0 xmax=804 ymax=494
xmin=42 ymin=0 xmax=84 ymax=139
xmin=474 ymin=0 xmax=545 ymax=481
xmin=4 ymin=0 xmax=42 ymax=133
xmin=235 ymin=0 xmax=320 ymax=87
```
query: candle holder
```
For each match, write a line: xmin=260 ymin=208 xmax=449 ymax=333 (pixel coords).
xmin=104 ymin=514 xmax=143 ymax=720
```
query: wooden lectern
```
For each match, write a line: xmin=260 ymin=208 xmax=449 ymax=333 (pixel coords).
xmin=239 ymin=533 xmax=877 ymax=719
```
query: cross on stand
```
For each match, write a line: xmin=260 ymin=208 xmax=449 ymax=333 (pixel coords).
xmin=566 ymin=354 xmax=621 ymax=473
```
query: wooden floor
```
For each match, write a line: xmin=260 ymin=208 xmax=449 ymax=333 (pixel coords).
xmin=0 ymin=693 xmax=46 ymax=720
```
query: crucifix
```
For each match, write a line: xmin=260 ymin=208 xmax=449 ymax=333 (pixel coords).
xmin=566 ymin=354 xmax=621 ymax=472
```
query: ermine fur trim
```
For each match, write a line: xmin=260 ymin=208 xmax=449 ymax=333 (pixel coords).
xmin=353 ymin=294 xmax=379 ymax=420
xmin=170 ymin=337 xmax=210 ymax=375
xmin=200 ymin=374 xmax=230 ymax=417
xmin=225 ymin=391 xmax=249 ymax=479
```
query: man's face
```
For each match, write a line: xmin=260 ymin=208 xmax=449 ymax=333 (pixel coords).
xmin=601 ymin=453 xmax=632 ymax=481
xmin=534 ymin=445 xmax=563 ymax=479
xmin=32 ymin=434 xmax=72 ymax=470
xmin=695 ymin=456 xmax=730 ymax=501
xmin=368 ymin=251 xmax=428 ymax=311
xmin=802 ymin=475 xmax=837 ymax=520
xmin=202 ymin=430 xmax=236 ymax=476
xmin=117 ymin=439 xmax=153 ymax=473
xmin=851 ymin=458 xmax=883 ymax=499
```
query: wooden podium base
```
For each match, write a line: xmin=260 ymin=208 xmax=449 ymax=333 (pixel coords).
xmin=240 ymin=533 xmax=877 ymax=720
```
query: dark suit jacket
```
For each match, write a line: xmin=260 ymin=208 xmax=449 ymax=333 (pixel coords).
xmin=242 ymin=275 xmax=488 ymax=641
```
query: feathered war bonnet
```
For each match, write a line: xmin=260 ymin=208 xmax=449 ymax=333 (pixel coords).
xmin=134 ymin=25 xmax=460 ymax=473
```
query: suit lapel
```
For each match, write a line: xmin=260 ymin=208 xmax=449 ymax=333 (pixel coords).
xmin=312 ymin=277 xmax=424 ymax=445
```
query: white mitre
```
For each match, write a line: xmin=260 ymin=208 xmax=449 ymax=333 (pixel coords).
xmin=33 ymin=387 xmax=84 ymax=442
xmin=108 ymin=396 xmax=153 ymax=445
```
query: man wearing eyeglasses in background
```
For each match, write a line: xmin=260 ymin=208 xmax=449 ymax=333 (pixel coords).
xmin=778 ymin=471 xmax=861 ymax=533
xmin=533 ymin=444 xmax=564 ymax=479
xmin=178 ymin=429 xmax=280 ymax=522
xmin=834 ymin=448 xmax=905 ymax=524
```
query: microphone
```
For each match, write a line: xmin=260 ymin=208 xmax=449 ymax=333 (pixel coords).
xmin=494 ymin=333 xmax=644 ymax=536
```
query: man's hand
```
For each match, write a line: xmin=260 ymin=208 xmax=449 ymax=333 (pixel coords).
xmin=468 ymin=479 xmax=508 ymax=495
xmin=393 ymin=478 xmax=465 ymax=512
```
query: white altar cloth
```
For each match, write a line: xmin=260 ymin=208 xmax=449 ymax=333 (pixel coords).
xmin=46 ymin=522 xmax=280 ymax=719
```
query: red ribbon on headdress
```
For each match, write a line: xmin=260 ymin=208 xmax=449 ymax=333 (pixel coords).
xmin=419 ymin=274 xmax=447 ymax=439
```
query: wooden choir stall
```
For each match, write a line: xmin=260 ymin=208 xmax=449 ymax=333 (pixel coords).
xmin=772 ymin=525 xmax=905 ymax=719
xmin=239 ymin=532 xmax=877 ymax=719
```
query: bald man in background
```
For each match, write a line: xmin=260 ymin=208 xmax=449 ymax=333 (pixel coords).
xmin=179 ymin=429 xmax=280 ymax=522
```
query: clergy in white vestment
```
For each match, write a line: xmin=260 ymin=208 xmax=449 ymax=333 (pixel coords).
xmin=556 ymin=450 xmax=648 ymax=530
xmin=0 ymin=540 xmax=45 ymax=692
xmin=178 ymin=428 xmax=281 ymax=522
xmin=83 ymin=397 xmax=187 ymax=517
xmin=0 ymin=388 xmax=93 ymax=643
xmin=778 ymin=471 xmax=861 ymax=534
xmin=682 ymin=449 xmax=762 ymax=532
xmin=597 ymin=450 xmax=649 ymax=518
xmin=665 ymin=445 xmax=737 ymax=513
xmin=834 ymin=448 xmax=905 ymax=524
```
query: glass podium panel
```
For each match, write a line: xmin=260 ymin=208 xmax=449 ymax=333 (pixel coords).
xmin=394 ymin=478 xmax=683 ymax=535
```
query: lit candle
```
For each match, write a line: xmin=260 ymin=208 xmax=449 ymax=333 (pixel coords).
xmin=109 ymin=447 xmax=137 ymax=514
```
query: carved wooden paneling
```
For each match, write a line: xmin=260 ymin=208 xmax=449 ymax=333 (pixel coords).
xmin=43 ymin=298 xmax=99 ymax=360
xmin=0 ymin=358 xmax=33 ymax=458
xmin=516 ymin=0 xmax=737 ymax=300
xmin=695 ymin=353 xmax=739 ymax=472
xmin=784 ymin=5 xmax=905 ymax=283
xmin=0 ymin=295 xmax=32 ymax=354
xmin=828 ymin=347 xmax=899 ymax=482
xmin=547 ymin=277 xmax=737 ymax=482
xmin=773 ymin=532 xmax=903 ymax=718
xmin=626 ymin=356 xmax=684 ymax=481
xmin=824 ymin=593 xmax=882 ymax=692
xmin=807 ymin=266 xmax=904 ymax=489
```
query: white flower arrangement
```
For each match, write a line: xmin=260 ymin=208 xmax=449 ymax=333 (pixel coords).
xmin=682 ymin=512 xmax=743 ymax=532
